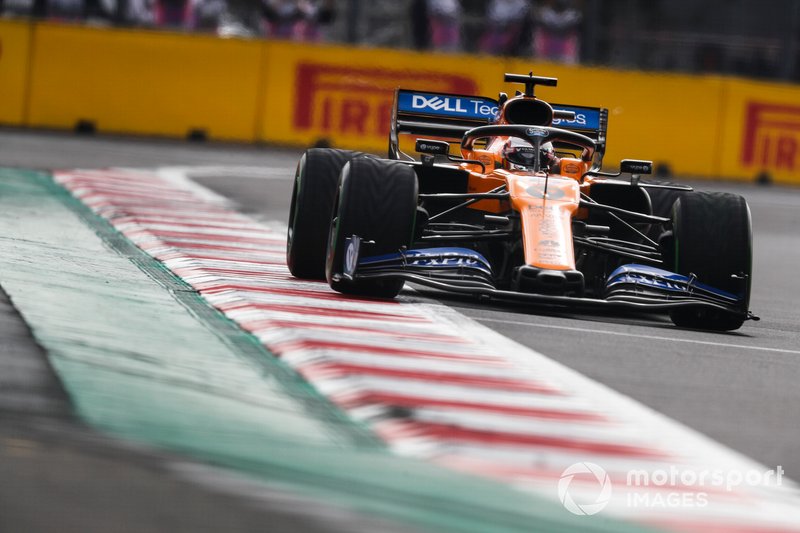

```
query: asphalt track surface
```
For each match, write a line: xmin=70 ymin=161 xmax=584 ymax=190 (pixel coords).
xmin=1 ymin=129 xmax=799 ymax=527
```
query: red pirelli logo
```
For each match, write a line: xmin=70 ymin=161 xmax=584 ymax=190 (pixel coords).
xmin=741 ymin=101 xmax=800 ymax=171
xmin=293 ymin=63 xmax=478 ymax=137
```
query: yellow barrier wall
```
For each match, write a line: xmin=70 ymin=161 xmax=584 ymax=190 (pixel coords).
xmin=0 ymin=20 xmax=32 ymax=126
xmin=1 ymin=22 xmax=799 ymax=182
xmin=258 ymin=41 xmax=509 ymax=150
xmin=717 ymin=78 xmax=800 ymax=184
xmin=27 ymin=23 xmax=263 ymax=140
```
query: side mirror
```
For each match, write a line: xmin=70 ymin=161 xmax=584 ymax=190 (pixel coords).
xmin=620 ymin=159 xmax=653 ymax=175
xmin=415 ymin=139 xmax=450 ymax=156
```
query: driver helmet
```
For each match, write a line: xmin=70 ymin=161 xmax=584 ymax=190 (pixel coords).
xmin=503 ymin=139 xmax=557 ymax=171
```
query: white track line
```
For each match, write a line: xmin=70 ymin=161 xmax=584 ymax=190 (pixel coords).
xmin=475 ymin=317 xmax=800 ymax=355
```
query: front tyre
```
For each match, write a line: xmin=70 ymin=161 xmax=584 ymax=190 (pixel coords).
xmin=286 ymin=148 xmax=364 ymax=280
xmin=669 ymin=192 xmax=752 ymax=331
xmin=326 ymin=157 xmax=418 ymax=298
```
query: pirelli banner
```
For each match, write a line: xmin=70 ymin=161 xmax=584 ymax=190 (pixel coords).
xmin=716 ymin=79 xmax=800 ymax=183
xmin=257 ymin=42 xmax=506 ymax=150
xmin=2 ymin=20 xmax=800 ymax=184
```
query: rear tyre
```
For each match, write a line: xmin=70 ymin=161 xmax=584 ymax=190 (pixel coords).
xmin=287 ymin=148 xmax=364 ymax=279
xmin=326 ymin=157 xmax=418 ymax=298
xmin=669 ymin=192 xmax=752 ymax=331
xmin=645 ymin=186 xmax=691 ymax=243
xmin=647 ymin=187 xmax=691 ymax=218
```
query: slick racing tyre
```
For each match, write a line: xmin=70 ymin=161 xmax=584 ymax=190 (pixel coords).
xmin=645 ymin=185 xmax=691 ymax=242
xmin=648 ymin=187 xmax=691 ymax=218
xmin=326 ymin=157 xmax=418 ymax=298
xmin=669 ymin=191 xmax=752 ymax=331
xmin=287 ymin=148 xmax=364 ymax=279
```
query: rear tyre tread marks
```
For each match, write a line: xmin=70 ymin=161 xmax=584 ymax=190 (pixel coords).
xmin=286 ymin=148 xmax=365 ymax=280
xmin=326 ymin=157 xmax=418 ymax=298
xmin=669 ymin=191 xmax=752 ymax=331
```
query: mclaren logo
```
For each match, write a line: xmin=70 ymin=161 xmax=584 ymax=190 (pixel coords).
xmin=412 ymin=95 xmax=467 ymax=113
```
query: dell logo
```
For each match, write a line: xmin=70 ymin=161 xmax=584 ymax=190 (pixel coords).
xmin=412 ymin=95 xmax=467 ymax=113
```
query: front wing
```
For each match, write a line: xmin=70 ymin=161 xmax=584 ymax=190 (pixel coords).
xmin=338 ymin=238 xmax=756 ymax=320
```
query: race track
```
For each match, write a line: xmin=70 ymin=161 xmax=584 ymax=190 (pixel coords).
xmin=2 ymin=128 xmax=799 ymax=529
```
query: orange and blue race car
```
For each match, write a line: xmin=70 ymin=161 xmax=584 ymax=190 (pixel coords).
xmin=287 ymin=72 xmax=757 ymax=331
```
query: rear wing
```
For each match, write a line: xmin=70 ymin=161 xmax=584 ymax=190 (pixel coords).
xmin=389 ymin=88 xmax=609 ymax=168
xmin=389 ymin=89 xmax=499 ymax=160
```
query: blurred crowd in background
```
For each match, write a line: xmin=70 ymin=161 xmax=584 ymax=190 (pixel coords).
xmin=3 ymin=0 xmax=800 ymax=82
xmin=0 ymin=0 xmax=338 ymax=39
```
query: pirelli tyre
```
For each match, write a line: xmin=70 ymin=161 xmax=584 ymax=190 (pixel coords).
xmin=645 ymin=184 xmax=691 ymax=242
xmin=287 ymin=148 xmax=364 ymax=279
xmin=648 ymin=186 xmax=691 ymax=219
xmin=326 ymin=157 xmax=418 ymax=298
xmin=669 ymin=191 xmax=752 ymax=331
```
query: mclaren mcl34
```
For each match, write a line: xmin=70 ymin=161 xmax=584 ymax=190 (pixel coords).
xmin=287 ymin=72 xmax=757 ymax=331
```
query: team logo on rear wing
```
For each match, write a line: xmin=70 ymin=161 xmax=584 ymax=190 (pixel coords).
xmin=397 ymin=90 xmax=499 ymax=121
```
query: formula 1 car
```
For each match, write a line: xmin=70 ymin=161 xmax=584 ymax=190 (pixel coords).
xmin=287 ymin=72 xmax=757 ymax=331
